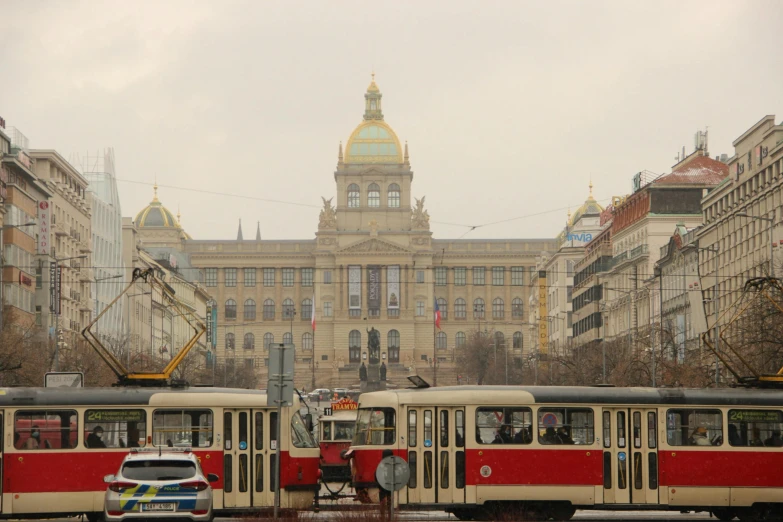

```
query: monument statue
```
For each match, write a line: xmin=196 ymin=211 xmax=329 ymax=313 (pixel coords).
xmin=380 ymin=362 xmax=387 ymax=381
xmin=318 ymin=197 xmax=337 ymax=229
xmin=359 ymin=362 xmax=368 ymax=381
xmin=411 ymin=196 xmax=430 ymax=229
xmin=367 ymin=326 xmax=381 ymax=365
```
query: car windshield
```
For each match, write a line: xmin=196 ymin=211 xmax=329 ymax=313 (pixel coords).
xmin=122 ymin=460 xmax=197 ymax=481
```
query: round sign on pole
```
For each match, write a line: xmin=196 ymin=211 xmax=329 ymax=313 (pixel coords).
xmin=375 ymin=455 xmax=410 ymax=492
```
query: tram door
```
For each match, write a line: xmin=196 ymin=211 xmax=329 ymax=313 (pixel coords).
xmin=404 ymin=406 xmax=466 ymax=505
xmin=601 ymin=408 xmax=659 ymax=505
xmin=250 ymin=409 xmax=276 ymax=509
xmin=223 ymin=409 xmax=252 ymax=508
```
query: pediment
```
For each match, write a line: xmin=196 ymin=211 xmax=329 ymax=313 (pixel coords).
xmin=337 ymin=237 xmax=413 ymax=254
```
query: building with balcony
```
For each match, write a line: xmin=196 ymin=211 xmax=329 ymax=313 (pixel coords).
xmin=571 ymin=219 xmax=613 ymax=346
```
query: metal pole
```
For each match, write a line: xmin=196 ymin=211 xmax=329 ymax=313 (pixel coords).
xmin=655 ymin=269 xmax=662 ymax=388
xmin=0 ymin=227 xmax=4 ymax=333
xmin=273 ymin=344 xmax=284 ymax=519
xmin=390 ymin=457 xmax=395 ymax=520
xmin=770 ymin=209 xmax=776 ymax=279
xmin=627 ymin=292 xmax=632 ymax=360
xmin=714 ymin=250 xmax=720 ymax=386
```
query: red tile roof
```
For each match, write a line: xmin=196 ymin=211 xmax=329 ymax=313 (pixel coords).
xmin=654 ymin=155 xmax=729 ymax=186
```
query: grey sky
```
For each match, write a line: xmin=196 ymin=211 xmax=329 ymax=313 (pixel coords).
xmin=2 ymin=0 xmax=782 ymax=241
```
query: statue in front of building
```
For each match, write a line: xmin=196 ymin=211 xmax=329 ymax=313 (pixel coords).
xmin=318 ymin=197 xmax=337 ymax=229
xmin=359 ymin=362 xmax=367 ymax=381
xmin=380 ymin=362 xmax=387 ymax=381
xmin=367 ymin=327 xmax=381 ymax=365
xmin=411 ymin=196 xmax=430 ymax=229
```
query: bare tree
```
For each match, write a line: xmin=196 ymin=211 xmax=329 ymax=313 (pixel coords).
xmin=455 ymin=329 xmax=523 ymax=385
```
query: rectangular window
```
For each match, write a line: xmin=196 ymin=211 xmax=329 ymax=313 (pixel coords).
xmin=603 ymin=411 xmax=611 ymax=448
xmin=353 ymin=408 xmax=395 ymax=446
xmin=205 ymin=268 xmax=217 ymax=287
xmin=648 ymin=412 xmax=657 ymax=449
xmin=435 ymin=267 xmax=447 ymax=286
xmin=15 ymin=410 xmax=77 ymax=450
xmin=263 ymin=268 xmax=275 ymax=286
xmin=476 ymin=407 xmax=532 ymax=444
xmin=323 ymin=302 xmax=333 ymax=317
xmin=416 ymin=270 xmax=425 ymax=284
xmin=538 ymin=407 xmax=595 ymax=445
xmin=408 ymin=410 xmax=417 ymax=447
xmin=255 ymin=412 xmax=264 ymax=450
xmin=454 ymin=267 xmax=466 ymax=286
xmin=152 ymin=409 xmax=214 ymax=448
xmin=455 ymin=410 xmax=465 ymax=448
xmin=301 ymin=268 xmax=314 ymax=287
xmin=282 ymin=268 xmax=294 ymax=287
xmin=416 ymin=301 xmax=425 ymax=316
xmin=85 ymin=409 xmax=147 ymax=449
xmin=473 ymin=267 xmax=485 ymax=286
xmin=633 ymin=412 xmax=642 ymax=448
xmin=666 ymin=409 xmax=722 ymax=447
xmin=424 ymin=410 xmax=433 ymax=447
xmin=492 ymin=266 xmax=504 ymax=286
xmin=323 ymin=270 xmax=332 ymax=285
xmin=225 ymin=268 xmax=237 ymax=287
xmin=440 ymin=410 xmax=449 ymax=447
xmin=408 ymin=451 xmax=417 ymax=488
xmin=244 ymin=268 xmax=256 ymax=287
xmin=511 ymin=266 xmax=524 ymax=286
xmin=727 ymin=409 xmax=783 ymax=447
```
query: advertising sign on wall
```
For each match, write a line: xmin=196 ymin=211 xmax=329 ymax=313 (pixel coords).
xmin=348 ymin=265 xmax=361 ymax=309
xmin=368 ymin=266 xmax=381 ymax=310
xmin=387 ymin=265 xmax=400 ymax=309
xmin=37 ymin=200 xmax=51 ymax=255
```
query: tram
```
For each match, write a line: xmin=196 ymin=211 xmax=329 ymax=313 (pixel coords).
xmin=1 ymin=386 xmax=319 ymax=521
xmin=319 ymin=397 xmax=358 ymax=482
xmin=348 ymin=383 xmax=783 ymax=521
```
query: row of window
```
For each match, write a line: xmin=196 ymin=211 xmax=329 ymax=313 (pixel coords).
xmin=435 ymin=297 xmax=524 ymax=319
xmin=225 ymin=332 xmax=313 ymax=351
xmin=224 ymin=298 xmax=312 ymax=321
xmin=206 ymin=266 xmax=532 ymax=288
xmin=347 ymin=183 xmax=400 ymax=208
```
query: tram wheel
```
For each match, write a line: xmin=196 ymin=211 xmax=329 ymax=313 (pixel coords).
xmin=450 ymin=508 xmax=476 ymax=521
xmin=712 ymin=508 xmax=737 ymax=521
xmin=737 ymin=506 xmax=766 ymax=522
xmin=549 ymin=503 xmax=576 ymax=521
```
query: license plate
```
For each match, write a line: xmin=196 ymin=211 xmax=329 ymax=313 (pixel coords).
xmin=142 ymin=503 xmax=175 ymax=511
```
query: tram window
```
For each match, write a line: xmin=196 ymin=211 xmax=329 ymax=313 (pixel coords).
xmin=255 ymin=412 xmax=264 ymax=450
xmin=423 ymin=451 xmax=433 ymax=489
xmin=408 ymin=451 xmax=417 ymax=488
xmin=291 ymin=412 xmax=317 ymax=448
xmin=424 ymin=410 xmax=433 ymax=446
xmin=617 ymin=411 xmax=626 ymax=448
xmin=538 ymin=408 xmax=594 ymax=445
xmin=648 ymin=412 xmax=657 ymax=449
xmin=603 ymin=411 xmax=611 ymax=448
xmin=15 ymin=410 xmax=77 ymax=450
xmin=440 ymin=410 xmax=449 ymax=448
xmin=666 ymin=409 xmax=722 ymax=447
xmin=408 ymin=410 xmax=417 ymax=447
xmin=455 ymin=410 xmax=465 ymax=448
xmin=239 ymin=412 xmax=249 ymax=448
xmin=334 ymin=421 xmax=355 ymax=441
xmin=633 ymin=412 xmax=642 ymax=449
xmin=224 ymin=412 xmax=232 ymax=450
xmin=270 ymin=412 xmax=278 ymax=448
xmin=322 ymin=421 xmax=332 ymax=442
xmin=84 ymin=409 xmax=146 ymax=449
xmin=153 ymin=409 xmax=213 ymax=448
xmin=727 ymin=409 xmax=783 ymax=447
xmin=476 ymin=407 xmax=532 ymax=445
xmin=353 ymin=408 xmax=395 ymax=446
xmin=440 ymin=450 xmax=449 ymax=488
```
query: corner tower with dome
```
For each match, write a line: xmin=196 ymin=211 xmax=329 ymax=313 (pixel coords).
xmin=144 ymin=76 xmax=557 ymax=389
xmin=134 ymin=183 xmax=192 ymax=249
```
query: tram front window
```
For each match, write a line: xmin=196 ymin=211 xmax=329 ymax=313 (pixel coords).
xmin=291 ymin=412 xmax=317 ymax=448
xmin=353 ymin=408 xmax=395 ymax=446
xmin=334 ymin=421 xmax=355 ymax=441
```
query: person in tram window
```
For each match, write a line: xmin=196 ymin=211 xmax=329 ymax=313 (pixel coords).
xmin=87 ymin=426 xmax=107 ymax=448
xmin=689 ymin=426 xmax=711 ymax=446
xmin=749 ymin=427 xmax=765 ymax=447
xmin=513 ymin=426 xmax=532 ymax=444
xmin=728 ymin=424 xmax=742 ymax=446
xmin=493 ymin=425 xmax=512 ymax=444
xmin=126 ymin=425 xmax=141 ymax=448
xmin=556 ymin=426 xmax=575 ymax=445
xmin=24 ymin=425 xmax=41 ymax=449
xmin=14 ymin=432 xmax=20 ymax=449
xmin=764 ymin=430 xmax=783 ymax=447
xmin=542 ymin=427 xmax=558 ymax=444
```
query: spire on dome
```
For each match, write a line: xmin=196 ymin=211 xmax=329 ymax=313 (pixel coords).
xmin=177 ymin=204 xmax=181 ymax=225
xmin=338 ymin=141 xmax=343 ymax=165
xmin=256 ymin=221 xmax=262 ymax=241
xmin=404 ymin=141 xmax=409 ymax=165
xmin=153 ymin=177 xmax=159 ymax=202
xmin=363 ymin=72 xmax=383 ymax=121
xmin=589 ymin=178 xmax=594 ymax=197
xmin=237 ymin=219 xmax=244 ymax=241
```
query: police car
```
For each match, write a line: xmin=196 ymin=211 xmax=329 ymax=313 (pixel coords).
xmin=103 ymin=448 xmax=218 ymax=521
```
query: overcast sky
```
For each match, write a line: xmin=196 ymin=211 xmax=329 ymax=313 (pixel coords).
xmin=2 ymin=0 xmax=782 ymax=241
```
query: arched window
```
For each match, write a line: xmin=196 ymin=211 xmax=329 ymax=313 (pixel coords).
xmin=437 ymin=298 xmax=448 ymax=320
xmin=387 ymin=183 xmax=400 ymax=208
xmin=368 ymin=183 xmax=380 ymax=207
xmin=492 ymin=298 xmax=505 ymax=319
xmin=244 ymin=333 xmax=255 ymax=350
xmin=473 ymin=298 xmax=485 ymax=319
xmin=495 ymin=331 xmax=505 ymax=347
xmin=226 ymin=332 xmax=235 ymax=350
xmin=512 ymin=298 xmax=524 ymax=319
xmin=244 ymin=299 xmax=256 ymax=321
xmin=349 ymin=330 xmax=361 ymax=363
xmin=388 ymin=329 xmax=400 ymax=363
xmin=513 ymin=331 xmax=523 ymax=349
xmin=282 ymin=298 xmax=295 ymax=319
xmin=283 ymin=332 xmax=292 ymax=344
xmin=263 ymin=299 xmax=275 ymax=320
xmin=455 ymin=298 xmax=466 ymax=319
xmin=436 ymin=331 xmax=447 ymax=350
xmin=301 ymin=298 xmax=312 ymax=322
xmin=348 ymin=183 xmax=360 ymax=208
xmin=302 ymin=332 xmax=313 ymax=350
xmin=225 ymin=299 xmax=236 ymax=320
xmin=456 ymin=331 xmax=466 ymax=348
xmin=263 ymin=332 xmax=274 ymax=349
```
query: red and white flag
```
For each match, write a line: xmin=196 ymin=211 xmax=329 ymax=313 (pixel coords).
xmin=434 ymin=298 xmax=442 ymax=330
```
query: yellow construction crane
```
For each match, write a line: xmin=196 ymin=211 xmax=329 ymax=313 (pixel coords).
xmin=82 ymin=267 xmax=206 ymax=386
xmin=701 ymin=276 xmax=783 ymax=387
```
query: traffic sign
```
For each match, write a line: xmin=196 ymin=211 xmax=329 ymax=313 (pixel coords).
xmin=267 ymin=343 xmax=295 ymax=407
xmin=375 ymin=455 xmax=409 ymax=492
xmin=45 ymin=372 xmax=83 ymax=388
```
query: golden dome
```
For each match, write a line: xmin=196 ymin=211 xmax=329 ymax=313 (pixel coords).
xmin=568 ymin=181 xmax=604 ymax=226
xmin=134 ymin=183 xmax=191 ymax=239
xmin=344 ymin=74 xmax=403 ymax=164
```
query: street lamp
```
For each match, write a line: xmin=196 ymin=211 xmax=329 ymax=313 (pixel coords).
xmin=0 ymin=222 xmax=37 ymax=331
xmin=736 ymin=211 xmax=776 ymax=278
xmin=52 ymin=254 xmax=88 ymax=371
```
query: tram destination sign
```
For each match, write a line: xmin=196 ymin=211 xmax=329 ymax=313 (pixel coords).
xmin=45 ymin=372 xmax=83 ymax=388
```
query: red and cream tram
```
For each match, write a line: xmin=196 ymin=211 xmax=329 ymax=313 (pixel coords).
xmin=348 ymin=385 xmax=783 ymax=521
xmin=319 ymin=397 xmax=358 ymax=482
xmin=0 ymin=386 xmax=319 ymax=521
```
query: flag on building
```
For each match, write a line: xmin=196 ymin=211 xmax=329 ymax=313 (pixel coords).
xmin=434 ymin=297 xmax=441 ymax=330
